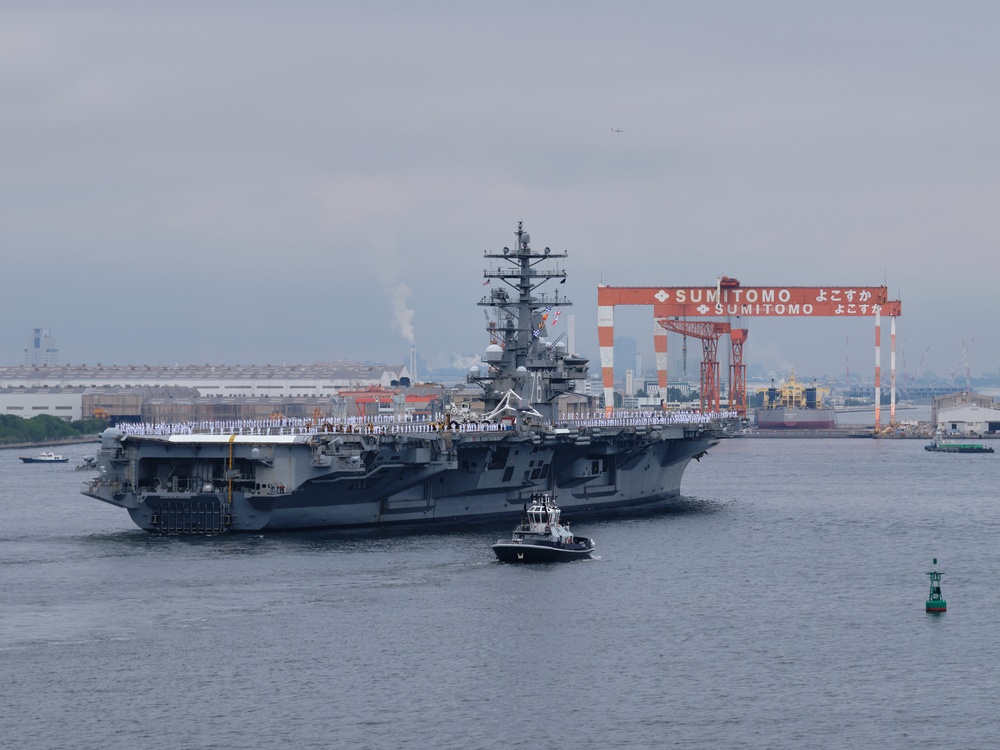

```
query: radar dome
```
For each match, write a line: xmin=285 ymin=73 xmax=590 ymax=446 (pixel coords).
xmin=468 ymin=365 xmax=481 ymax=376
xmin=100 ymin=427 xmax=124 ymax=448
xmin=555 ymin=341 xmax=568 ymax=354
xmin=484 ymin=344 xmax=503 ymax=363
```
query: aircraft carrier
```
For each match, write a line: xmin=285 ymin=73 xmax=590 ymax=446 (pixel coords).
xmin=81 ymin=222 xmax=738 ymax=533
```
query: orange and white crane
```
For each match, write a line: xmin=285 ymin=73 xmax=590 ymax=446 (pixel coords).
xmin=655 ymin=319 xmax=749 ymax=415
xmin=598 ymin=278 xmax=902 ymax=428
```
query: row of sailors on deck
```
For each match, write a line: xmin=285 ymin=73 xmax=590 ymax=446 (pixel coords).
xmin=559 ymin=410 xmax=739 ymax=427
xmin=116 ymin=415 xmax=446 ymax=437
xmin=114 ymin=410 xmax=739 ymax=437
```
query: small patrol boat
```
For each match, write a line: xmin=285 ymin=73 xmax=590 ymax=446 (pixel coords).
xmin=492 ymin=493 xmax=595 ymax=563
xmin=19 ymin=451 xmax=69 ymax=464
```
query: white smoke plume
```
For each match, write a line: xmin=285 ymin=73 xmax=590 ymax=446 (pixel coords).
xmin=390 ymin=283 xmax=415 ymax=344
xmin=450 ymin=353 xmax=483 ymax=369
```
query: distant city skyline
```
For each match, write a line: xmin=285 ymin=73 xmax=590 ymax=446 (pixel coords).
xmin=7 ymin=316 xmax=1000 ymax=388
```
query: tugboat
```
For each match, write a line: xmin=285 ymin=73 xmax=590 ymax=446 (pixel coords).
xmin=19 ymin=451 xmax=69 ymax=464
xmin=492 ymin=493 xmax=595 ymax=563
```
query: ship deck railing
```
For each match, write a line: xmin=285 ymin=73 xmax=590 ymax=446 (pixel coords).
xmin=113 ymin=411 xmax=741 ymax=440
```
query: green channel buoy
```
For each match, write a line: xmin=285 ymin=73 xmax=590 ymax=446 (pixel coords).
xmin=926 ymin=558 xmax=946 ymax=613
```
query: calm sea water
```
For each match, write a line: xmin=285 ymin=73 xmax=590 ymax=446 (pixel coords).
xmin=2 ymin=437 xmax=997 ymax=750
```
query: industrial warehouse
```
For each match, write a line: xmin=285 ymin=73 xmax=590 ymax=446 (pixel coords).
xmin=0 ymin=362 xmax=445 ymax=424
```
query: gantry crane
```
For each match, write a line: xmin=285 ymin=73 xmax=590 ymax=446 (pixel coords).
xmin=656 ymin=319 xmax=748 ymax=416
xmin=598 ymin=282 xmax=902 ymax=429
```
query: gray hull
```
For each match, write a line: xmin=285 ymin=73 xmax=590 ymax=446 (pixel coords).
xmin=755 ymin=408 xmax=836 ymax=429
xmin=81 ymin=423 xmax=722 ymax=533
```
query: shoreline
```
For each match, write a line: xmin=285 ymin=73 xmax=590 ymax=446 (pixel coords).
xmin=739 ymin=429 xmax=999 ymax=440
xmin=2 ymin=436 xmax=100 ymax=451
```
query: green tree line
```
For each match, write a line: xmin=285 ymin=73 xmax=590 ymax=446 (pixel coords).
xmin=0 ymin=414 xmax=108 ymax=445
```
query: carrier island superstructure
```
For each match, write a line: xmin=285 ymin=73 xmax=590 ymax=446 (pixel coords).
xmin=81 ymin=223 xmax=737 ymax=533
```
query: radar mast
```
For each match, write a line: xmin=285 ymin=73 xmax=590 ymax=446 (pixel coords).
xmin=469 ymin=222 xmax=586 ymax=423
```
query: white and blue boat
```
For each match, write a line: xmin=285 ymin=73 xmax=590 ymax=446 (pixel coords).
xmin=19 ymin=451 xmax=69 ymax=464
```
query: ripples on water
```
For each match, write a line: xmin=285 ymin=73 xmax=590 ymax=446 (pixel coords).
xmin=2 ymin=439 xmax=998 ymax=749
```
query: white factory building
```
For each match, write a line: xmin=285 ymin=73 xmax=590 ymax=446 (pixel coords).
xmin=0 ymin=363 xmax=411 ymax=421
xmin=0 ymin=388 xmax=85 ymax=421
xmin=936 ymin=403 xmax=1000 ymax=436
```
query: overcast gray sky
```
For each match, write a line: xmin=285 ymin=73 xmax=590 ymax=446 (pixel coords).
xmin=3 ymin=2 xmax=998 ymax=382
